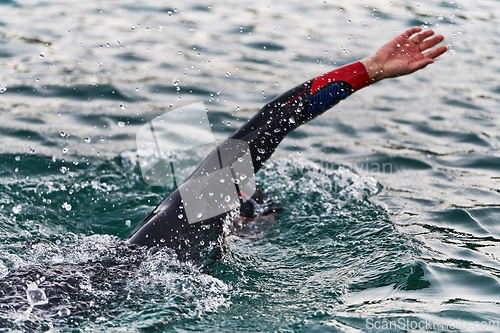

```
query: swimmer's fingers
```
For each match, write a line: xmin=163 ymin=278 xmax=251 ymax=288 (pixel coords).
xmin=417 ymin=34 xmax=446 ymax=53
xmin=405 ymin=43 xmax=447 ymax=73
xmin=400 ymin=26 xmax=423 ymax=39
xmin=423 ymin=44 xmax=448 ymax=60
xmin=362 ymin=27 xmax=447 ymax=82
xmin=410 ymin=29 xmax=435 ymax=45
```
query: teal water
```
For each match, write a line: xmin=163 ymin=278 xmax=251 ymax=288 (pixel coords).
xmin=1 ymin=0 xmax=500 ymax=332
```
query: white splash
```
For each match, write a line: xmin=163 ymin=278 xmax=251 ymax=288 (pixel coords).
xmin=15 ymin=277 xmax=49 ymax=324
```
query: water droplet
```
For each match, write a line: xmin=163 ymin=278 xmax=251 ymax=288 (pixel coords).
xmin=39 ymin=52 xmax=45 ymax=58
xmin=197 ymin=212 xmax=203 ymax=218
xmin=258 ymin=148 xmax=266 ymax=154
xmin=60 ymin=131 xmax=65 ymax=137
xmin=12 ymin=204 xmax=22 ymax=214
xmin=200 ymin=240 xmax=205 ymax=246
xmin=240 ymin=174 xmax=247 ymax=180
xmin=60 ymin=166 xmax=67 ymax=174
xmin=58 ymin=308 xmax=71 ymax=317
xmin=274 ymin=128 xmax=281 ymax=133
xmin=29 ymin=147 xmax=35 ymax=154
xmin=172 ymin=78 xmax=179 ymax=86
xmin=85 ymin=137 xmax=91 ymax=143
xmin=160 ymin=238 xmax=165 ymax=243
xmin=220 ymin=178 xmax=225 ymax=183
xmin=225 ymin=195 xmax=231 ymax=202
xmin=396 ymin=44 xmax=401 ymax=47
xmin=15 ymin=156 xmax=20 ymax=161
xmin=125 ymin=219 xmax=131 ymax=227
xmin=62 ymin=202 xmax=72 ymax=211
xmin=62 ymin=147 xmax=68 ymax=154
xmin=178 ymin=214 xmax=184 ymax=219
xmin=226 ymin=72 xmax=231 ymax=76
xmin=26 ymin=282 xmax=48 ymax=306
xmin=289 ymin=117 xmax=295 ymax=124
xmin=120 ymin=103 xmax=126 ymax=109
xmin=118 ymin=121 xmax=125 ymax=127
xmin=0 ymin=85 xmax=6 ymax=93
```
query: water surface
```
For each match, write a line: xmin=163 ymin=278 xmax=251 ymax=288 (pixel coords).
xmin=1 ymin=0 xmax=499 ymax=331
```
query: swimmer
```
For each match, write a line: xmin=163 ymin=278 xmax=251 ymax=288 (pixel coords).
xmin=127 ymin=27 xmax=448 ymax=264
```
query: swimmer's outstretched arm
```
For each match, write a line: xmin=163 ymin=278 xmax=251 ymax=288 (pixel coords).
xmin=230 ymin=27 xmax=447 ymax=173
xmin=127 ymin=28 xmax=446 ymax=260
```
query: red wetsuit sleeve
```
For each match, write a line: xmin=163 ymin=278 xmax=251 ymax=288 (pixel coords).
xmin=310 ymin=61 xmax=370 ymax=94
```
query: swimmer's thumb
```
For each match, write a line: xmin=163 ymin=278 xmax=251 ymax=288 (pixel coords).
xmin=407 ymin=58 xmax=435 ymax=74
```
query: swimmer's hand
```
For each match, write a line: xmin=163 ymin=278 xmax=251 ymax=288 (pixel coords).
xmin=360 ymin=27 xmax=448 ymax=84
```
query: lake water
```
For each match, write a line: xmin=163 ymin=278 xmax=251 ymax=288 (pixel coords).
xmin=1 ymin=0 xmax=499 ymax=332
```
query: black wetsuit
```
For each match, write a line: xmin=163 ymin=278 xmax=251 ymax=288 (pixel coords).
xmin=127 ymin=61 xmax=370 ymax=263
